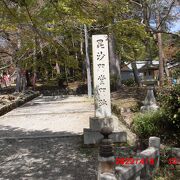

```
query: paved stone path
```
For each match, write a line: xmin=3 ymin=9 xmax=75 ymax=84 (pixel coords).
xmin=0 ymin=95 xmax=137 ymax=179
xmin=0 ymin=137 xmax=98 ymax=180
xmin=0 ymin=95 xmax=94 ymax=138
xmin=0 ymin=95 xmax=99 ymax=180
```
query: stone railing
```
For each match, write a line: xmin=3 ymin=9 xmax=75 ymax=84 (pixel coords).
xmin=98 ymin=129 xmax=160 ymax=180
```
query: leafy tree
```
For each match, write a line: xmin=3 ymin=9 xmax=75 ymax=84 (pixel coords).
xmin=129 ymin=0 xmax=180 ymax=85
xmin=1 ymin=0 xmax=178 ymax=92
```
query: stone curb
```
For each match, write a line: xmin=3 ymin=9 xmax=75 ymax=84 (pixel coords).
xmin=0 ymin=134 xmax=82 ymax=141
xmin=0 ymin=91 xmax=40 ymax=116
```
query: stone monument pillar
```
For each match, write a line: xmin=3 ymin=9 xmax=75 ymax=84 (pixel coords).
xmin=92 ymin=35 xmax=111 ymax=118
xmin=83 ymin=35 xmax=127 ymax=145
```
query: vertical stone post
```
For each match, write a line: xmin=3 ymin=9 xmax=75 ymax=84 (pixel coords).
xmin=149 ymin=136 xmax=160 ymax=168
xmin=98 ymin=127 xmax=116 ymax=180
xmin=140 ymin=136 xmax=160 ymax=179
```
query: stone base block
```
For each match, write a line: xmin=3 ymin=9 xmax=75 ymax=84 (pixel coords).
xmin=141 ymin=104 xmax=159 ymax=112
xmin=83 ymin=128 xmax=127 ymax=145
xmin=89 ymin=117 xmax=114 ymax=131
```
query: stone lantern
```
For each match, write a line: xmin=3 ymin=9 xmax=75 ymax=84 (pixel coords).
xmin=140 ymin=61 xmax=159 ymax=112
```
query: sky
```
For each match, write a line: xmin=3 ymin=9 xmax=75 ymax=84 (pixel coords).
xmin=170 ymin=5 xmax=180 ymax=32
xmin=170 ymin=20 xmax=180 ymax=32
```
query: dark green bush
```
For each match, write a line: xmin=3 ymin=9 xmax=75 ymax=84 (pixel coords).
xmin=157 ymin=84 xmax=180 ymax=130
xmin=132 ymin=109 xmax=168 ymax=138
xmin=133 ymin=85 xmax=179 ymax=145
xmin=110 ymin=75 xmax=121 ymax=91
xmin=56 ymin=74 xmax=67 ymax=87
xmin=172 ymin=67 xmax=180 ymax=79
xmin=122 ymin=78 xmax=136 ymax=86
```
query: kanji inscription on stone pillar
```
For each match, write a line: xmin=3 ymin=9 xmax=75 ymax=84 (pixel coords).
xmin=92 ymin=35 xmax=111 ymax=118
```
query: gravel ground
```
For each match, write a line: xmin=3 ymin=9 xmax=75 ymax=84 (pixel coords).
xmin=0 ymin=136 xmax=99 ymax=180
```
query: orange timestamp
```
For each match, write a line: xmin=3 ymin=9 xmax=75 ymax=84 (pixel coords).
xmin=168 ymin=157 xmax=180 ymax=165
xmin=116 ymin=157 xmax=155 ymax=165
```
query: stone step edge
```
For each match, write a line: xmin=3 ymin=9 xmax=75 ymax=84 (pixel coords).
xmin=0 ymin=134 xmax=82 ymax=140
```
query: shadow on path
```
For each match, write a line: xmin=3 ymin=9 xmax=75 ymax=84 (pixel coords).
xmin=0 ymin=125 xmax=83 ymax=138
xmin=0 ymin=129 xmax=98 ymax=180
xmin=0 ymin=95 xmax=97 ymax=179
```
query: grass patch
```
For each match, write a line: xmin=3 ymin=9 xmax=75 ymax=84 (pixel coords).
xmin=132 ymin=109 xmax=168 ymax=138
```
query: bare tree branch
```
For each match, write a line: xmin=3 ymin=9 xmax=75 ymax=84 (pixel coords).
xmin=0 ymin=64 xmax=13 ymax=70
xmin=129 ymin=0 xmax=142 ymax=7
xmin=148 ymin=27 xmax=180 ymax=37
xmin=0 ymin=51 xmax=13 ymax=56
xmin=157 ymin=0 xmax=175 ymax=29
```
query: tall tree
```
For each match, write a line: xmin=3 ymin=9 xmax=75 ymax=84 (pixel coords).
xmin=84 ymin=24 xmax=92 ymax=97
xmin=130 ymin=0 xmax=179 ymax=85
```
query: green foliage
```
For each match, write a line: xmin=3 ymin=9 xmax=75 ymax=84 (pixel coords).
xmin=1 ymin=0 xmax=175 ymax=86
xmin=133 ymin=85 xmax=180 ymax=140
xmin=157 ymin=85 xmax=180 ymax=129
xmin=122 ymin=78 xmax=136 ymax=86
xmin=56 ymin=74 xmax=67 ymax=87
xmin=172 ymin=67 xmax=180 ymax=79
xmin=132 ymin=109 xmax=168 ymax=138
xmin=154 ymin=147 xmax=180 ymax=179
xmin=110 ymin=75 xmax=120 ymax=91
xmin=112 ymin=19 xmax=149 ymax=61
xmin=174 ymin=51 xmax=180 ymax=62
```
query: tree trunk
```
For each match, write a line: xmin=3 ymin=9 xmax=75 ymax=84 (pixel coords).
xmin=15 ymin=5 xmax=22 ymax=92
xmin=64 ymin=63 xmax=68 ymax=85
xmin=55 ymin=49 xmax=60 ymax=74
xmin=72 ymin=35 xmax=78 ymax=81
xmin=33 ymin=37 xmax=37 ymax=90
xmin=163 ymin=51 xmax=170 ymax=84
xmin=156 ymin=1 xmax=164 ymax=86
xmin=26 ymin=70 xmax=31 ymax=87
xmin=156 ymin=32 xmax=164 ymax=86
xmin=55 ymin=62 xmax=60 ymax=74
xmin=15 ymin=67 xmax=21 ymax=92
xmin=21 ymin=71 xmax=26 ymax=92
xmin=39 ymin=39 xmax=44 ymax=58
xmin=84 ymin=24 xmax=92 ymax=97
xmin=80 ymin=32 xmax=85 ymax=81
xmin=131 ymin=61 xmax=141 ymax=87
xmin=48 ymin=47 xmax=53 ymax=80
xmin=108 ymin=34 xmax=121 ymax=90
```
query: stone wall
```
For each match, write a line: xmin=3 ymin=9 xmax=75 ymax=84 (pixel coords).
xmin=98 ymin=137 xmax=160 ymax=180
xmin=0 ymin=90 xmax=40 ymax=116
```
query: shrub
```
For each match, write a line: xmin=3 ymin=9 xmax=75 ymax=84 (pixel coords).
xmin=110 ymin=75 xmax=120 ymax=91
xmin=132 ymin=109 xmax=168 ymax=138
xmin=122 ymin=78 xmax=136 ymax=86
xmin=172 ymin=67 xmax=180 ymax=79
xmin=157 ymin=84 xmax=180 ymax=130
xmin=133 ymin=85 xmax=179 ymax=145
xmin=56 ymin=74 xmax=67 ymax=87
